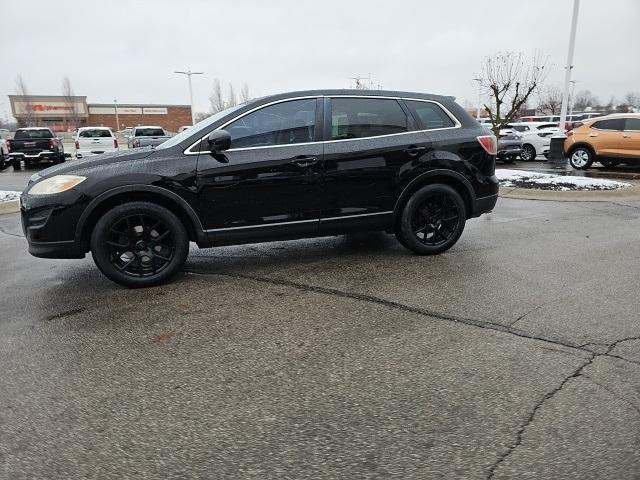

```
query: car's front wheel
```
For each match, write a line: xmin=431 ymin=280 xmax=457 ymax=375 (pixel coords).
xmin=90 ymin=202 xmax=189 ymax=288
xmin=569 ymin=146 xmax=594 ymax=170
xmin=396 ymin=184 xmax=466 ymax=255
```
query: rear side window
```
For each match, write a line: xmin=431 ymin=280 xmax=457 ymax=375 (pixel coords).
xmin=330 ymin=98 xmax=407 ymax=140
xmin=79 ymin=129 xmax=112 ymax=138
xmin=404 ymin=100 xmax=455 ymax=130
xmin=592 ymin=119 xmax=624 ymax=131
xmin=135 ymin=128 xmax=165 ymax=136
xmin=625 ymin=118 xmax=640 ymax=131
xmin=15 ymin=129 xmax=54 ymax=139
xmin=226 ymin=98 xmax=317 ymax=149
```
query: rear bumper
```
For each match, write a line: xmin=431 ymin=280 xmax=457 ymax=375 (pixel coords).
xmin=9 ymin=151 xmax=59 ymax=162
xmin=76 ymin=148 xmax=118 ymax=158
xmin=472 ymin=193 xmax=498 ymax=217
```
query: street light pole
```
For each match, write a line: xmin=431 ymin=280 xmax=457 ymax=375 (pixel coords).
xmin=113 ymin=99 xmax=119 ymax=132
xmin=569 ymin=80 xmax=577 ymax=116
xmin=174 ymin=70 xmax=204 ymax=125
xmin=473 ymin=78 xmax=482 ymax=120
xmin=548 ymin=0 xmax=581 ymax=167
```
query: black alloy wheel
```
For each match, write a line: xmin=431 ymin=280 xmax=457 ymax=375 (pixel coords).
xmin=91 ymin=202 xmax=189 ymax=287
xmin=397 ymin=184 xmax=466 ymax=255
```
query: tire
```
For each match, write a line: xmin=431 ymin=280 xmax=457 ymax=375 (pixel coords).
xmin=12 ymin=159 xmax=21 ymax=170
xmin=90 ymin=201 xmax=189 ymax=288
xmin=396 ymin=184 xmax=466 ymax=255
xmin=568 ymin=146 xmax=594 ymax=170
xmin=520 ymin=144 xmax=536 ymax=161
xmin=600 ymin=159 xmax=618 ymax=168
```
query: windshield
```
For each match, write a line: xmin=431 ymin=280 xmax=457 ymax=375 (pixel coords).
xmin=15 ymin=129 xmax=53 ymax=139
xmin=156 ymin=103 xmax=246 ymax=150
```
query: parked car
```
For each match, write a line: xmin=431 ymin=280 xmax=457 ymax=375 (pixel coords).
xmin=127 ymin=126 xmax=170 ymax=148
xmin=496 ymin=130 xmax=523 ymax=163
xmin=7 ymin=128 xmax=65 ymax=170
xmin=75 ymin=127 xmax=119 ymax=159
xmin=502 ymin=122 xmax=559 ymax=161
xmin=0 ymin=139 xmax=8 ymax=170
xmin=20 ymin=89 xmax=498 ymax=287
xmin=565 ymin=114 xmax=640 ymax=169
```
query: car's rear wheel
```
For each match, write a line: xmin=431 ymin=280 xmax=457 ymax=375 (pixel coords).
xmin=90 ymin=202 xmax=189 ymax=288
xmin=520 ymin=144 xmax=536 ymax=161
xmin=569 ymin=146 xmax=594 ymax=170
xmin=396 ymin=184 xmax=466 ymax=255
xmin=12 ymin=159 xmax=21 ymax=170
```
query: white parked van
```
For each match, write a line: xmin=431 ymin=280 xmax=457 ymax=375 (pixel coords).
xmin=74 ymin=127 xmax=118 ymax=158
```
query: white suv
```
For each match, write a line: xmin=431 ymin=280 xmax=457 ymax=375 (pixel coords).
xmin=74 ymin=127 xmax=118 ymax=158
xmin=502 ymin=122 xmax=559 ymax=161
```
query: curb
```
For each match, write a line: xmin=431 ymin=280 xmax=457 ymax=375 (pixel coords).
xmin=0 ymin=200 xmax=19 ymax=215
xmin=499 ymin=184 xmax=640 ymax=202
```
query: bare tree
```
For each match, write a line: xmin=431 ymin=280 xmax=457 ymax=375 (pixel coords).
xmin=537 ymin=85 xmax=563 ymax=115
xmin=61 ymin=76 xmax=81 ymax=130
xmin=209 ymin=78 xmax=224 ymax=114
xmin=573 ymin=90 xmax=599 ymax=111
xmin=477 ymin=51 xmax=547 ymax=135
xmin=227 ymin=84 xmax=237 ymax=108
xmin=624 ymin=92 xmax=640 ymax=109
xmin=240 ymin=83 xmax=250 ymax=103
xmin=15 ymin=74 xmax=35 ymax=127
xmin=194 ymin=111 xmax=210 ymax=123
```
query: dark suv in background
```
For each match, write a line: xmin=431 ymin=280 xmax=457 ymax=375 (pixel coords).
xmin=21 ymin=90 xmax=499 ymax=287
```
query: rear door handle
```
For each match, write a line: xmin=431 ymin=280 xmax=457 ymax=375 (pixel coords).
xmin=291 ymin=156 xmax=318 ymax=167
xmin=403 ymin=145 xmax=427 ymax=156
xmin=589 ymin=134 xmax=598 ymax=137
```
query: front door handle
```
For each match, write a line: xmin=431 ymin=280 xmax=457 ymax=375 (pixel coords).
xmin=403 ymin=145 xmax=427 ymax=156
xmin=291 ymin=156 xmax=318 ymax=167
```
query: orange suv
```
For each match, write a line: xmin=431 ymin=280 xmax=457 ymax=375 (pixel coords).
xmin=564 ymin=113 xmax=640 ymax=169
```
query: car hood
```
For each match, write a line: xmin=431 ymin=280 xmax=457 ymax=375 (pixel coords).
xmin=31 ymin=147 xmax=156 ymax=181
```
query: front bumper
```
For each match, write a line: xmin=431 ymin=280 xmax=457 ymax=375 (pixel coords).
xmin=21 ymin=189 xmax=88 ymax=259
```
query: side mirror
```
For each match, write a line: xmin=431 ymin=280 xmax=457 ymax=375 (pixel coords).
xmin=207 ymin=130 xmax=231 ymax=153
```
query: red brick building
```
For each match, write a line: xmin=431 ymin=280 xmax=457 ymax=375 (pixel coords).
xmin=10 ymin=95 xmax=192 ymax=133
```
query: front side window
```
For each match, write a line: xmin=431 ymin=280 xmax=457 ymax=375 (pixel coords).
xmin=592 ymin=119 xmax=624 ymax=131
xmin=404 ymin=100 xmax=455 ymax=130
xmin=330 ymin=98 xmax=408 ymax=140
xmin=624 ymin=118 xmax=640 ymax=131
xmin=226 ymin=98 xmax=316 ymax=149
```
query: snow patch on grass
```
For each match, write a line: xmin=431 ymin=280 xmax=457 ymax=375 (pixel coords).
xmin=0 ymin=191 xmax=20 ymax=202
xmin=496 ymin=169 xmax=631 ymax=191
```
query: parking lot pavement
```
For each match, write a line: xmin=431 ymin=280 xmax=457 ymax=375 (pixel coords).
xmin=1 ymin=197 xmax=639 ymax=479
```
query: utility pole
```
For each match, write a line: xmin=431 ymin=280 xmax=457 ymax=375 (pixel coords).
xmin=569 ymin=80 xmax=577 ymax=116
xmin=548 ymin=0 xmax=581 ymax=167
xmin=473 ymin=78 xmax=483 ymax=120
xmin=174 ymin=70 xmax=204 ymax=125
xmin=114 ymin=99 xmax=120 ymax=132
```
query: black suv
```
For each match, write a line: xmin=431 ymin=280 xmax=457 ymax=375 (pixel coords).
xmin=21 ymin=90 xmax=498 ymax=287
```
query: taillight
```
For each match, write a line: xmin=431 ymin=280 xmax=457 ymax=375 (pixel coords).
xmin=48 ymin=139 xmax=55 ymax=149
xmin=75 ymin=140 xmax=79 ymax=149
xmin=566 ymin=131 xmax=574 ymax=137
xmin=477 ymin=135 xmax=497 ymax=155
xmin=114 ymin=138 xmax=118 ymax=148
xmin=6 ymin=140 xmax=11 ymax=152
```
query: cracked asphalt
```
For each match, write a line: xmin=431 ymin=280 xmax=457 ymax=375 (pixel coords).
xmin=1 ymin=194 xmax=640 ymax=479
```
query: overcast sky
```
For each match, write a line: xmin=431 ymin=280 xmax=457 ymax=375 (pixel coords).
xmin=1 ymin=0 xmax=638 ymax=120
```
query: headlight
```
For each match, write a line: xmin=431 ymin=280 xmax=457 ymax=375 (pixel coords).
xmin=28 ymin=175 xmax=87 ymax=195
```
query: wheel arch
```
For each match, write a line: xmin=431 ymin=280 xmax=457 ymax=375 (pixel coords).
xmin=393 ymin=170 xmax=475 ymax=222
xmin=568 ymin=142 xmax=596 ymax=157
xmin=76 ymin=185 xmax=208 ymax=251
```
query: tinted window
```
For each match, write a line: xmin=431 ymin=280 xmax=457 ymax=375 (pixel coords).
xmin=404 ymin=100 xmax=455 ymax=130
xmin=135 ymin=128 xmax=165 ymax=136
xmin=331 ymin=98 xmax=407 ymax=140
xmin=625 ymin=118 xmax=640 ymax=131
xmin=592 ymin=119 xmax=624 ymax=131
xmin=508 ymin=125 xmax=529 ymax=132
xmin=79 ymin=129 xmax=112 ymax=138
xmin=15 ymin=129 xmax=54 ymax=139
xmin=226 ymin=98 xmax=316 ymax=148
